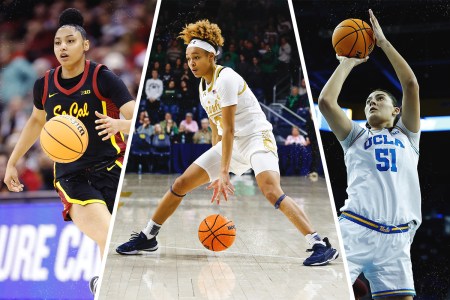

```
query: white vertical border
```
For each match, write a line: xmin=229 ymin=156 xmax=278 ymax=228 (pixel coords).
xmin=94 ymin=0 xmax=163 ymax=298
xmin=287 ymin=0 xmax=354 ymax=299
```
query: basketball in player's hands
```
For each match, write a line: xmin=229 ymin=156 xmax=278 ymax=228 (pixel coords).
xmin=332 ymin=19 xmax=375 ymax=58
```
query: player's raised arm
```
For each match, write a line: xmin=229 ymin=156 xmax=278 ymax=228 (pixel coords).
xmin=318 ymin=55 xmax=368 ymax=140
xmin=369 ymin=9 xmax=420 ymax=132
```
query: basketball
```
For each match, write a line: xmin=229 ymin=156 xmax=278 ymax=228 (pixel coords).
xmin=332 ymin=19 xmax=375 ymax=58
xmin=40 ymin=115 xmax=89 ymax=163
xmin=198 ymin=214 xmax=236 ymax=252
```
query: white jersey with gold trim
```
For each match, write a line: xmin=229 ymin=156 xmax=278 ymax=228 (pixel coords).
xmin=199 ymin=65 xmax=272 ymax=137
xmin=339 ymin=119 xmax=422 ymax=229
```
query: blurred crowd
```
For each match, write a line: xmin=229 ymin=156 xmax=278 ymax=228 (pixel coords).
xmin=0 ymin=0 xmax=156 ymax=192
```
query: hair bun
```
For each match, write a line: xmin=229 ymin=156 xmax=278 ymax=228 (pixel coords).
xmin=59 ymin=8 xmax=84 ymax=27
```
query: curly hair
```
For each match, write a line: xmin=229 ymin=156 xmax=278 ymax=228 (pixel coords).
xmin=178 ymin=19 xmax=224 ymax=47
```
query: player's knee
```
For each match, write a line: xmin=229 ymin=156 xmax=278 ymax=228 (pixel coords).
xmin=260 ymin=184 xmax=282 ymax=205
xmin=172 ymin=175 xmax=188 ymax=195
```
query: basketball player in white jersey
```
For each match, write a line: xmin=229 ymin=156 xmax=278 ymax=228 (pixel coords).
xmin=319 ymin=10 xmax=420 ymax=299
xmin=117 ymin=19 xmax=338 ymax=266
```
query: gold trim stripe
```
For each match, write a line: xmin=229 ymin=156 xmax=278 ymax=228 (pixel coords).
xmin=56 ymin=181 xmax=106 ymax=206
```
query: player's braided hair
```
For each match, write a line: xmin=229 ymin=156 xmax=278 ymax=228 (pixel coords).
xmin=58 ymin=8 xmax=87 ymax=40
xmin=178 ymin=19 xmax=224 ymax=49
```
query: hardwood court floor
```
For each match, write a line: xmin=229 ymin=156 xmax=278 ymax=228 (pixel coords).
xmin=98 ymin=174 xmax=351 ymax=300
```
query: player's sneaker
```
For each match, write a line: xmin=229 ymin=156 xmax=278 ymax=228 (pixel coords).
xmin=303 ymin=237 xmax=339 ymax=266
xmin=89 ymin=276 xmax=99 ymax=296
xmin=116 ymin=231 xmax=158 ymax=255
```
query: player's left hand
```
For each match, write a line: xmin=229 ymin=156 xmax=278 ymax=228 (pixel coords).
xmin=369 ymin=9 xmax=387 ymax=47
xmin=207 ymin=173 xmax=235 ymax=204
xmin=95 ymin=111 xmax=120 ymax=141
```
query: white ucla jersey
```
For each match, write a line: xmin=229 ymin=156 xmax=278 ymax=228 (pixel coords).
xmin=199 ymin=65 xmax=272 ymax=137
xmin=340 ymin=119 xmax=422 ymax=228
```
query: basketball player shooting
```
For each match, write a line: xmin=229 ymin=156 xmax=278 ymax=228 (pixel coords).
xmin=318 ymin=9 xmax=421 ymax=299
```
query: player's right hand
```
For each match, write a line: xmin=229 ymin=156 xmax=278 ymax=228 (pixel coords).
xmin=336 ymin=54 xmax=369 ymax=67
xmin=4 ymin=165 xmax=24 ymax=192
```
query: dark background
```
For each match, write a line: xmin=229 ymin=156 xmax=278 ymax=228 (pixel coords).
xmin=293 ymin=1 xmax=450 ymax=299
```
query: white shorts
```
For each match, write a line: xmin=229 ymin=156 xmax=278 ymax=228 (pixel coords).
xmin=194 ymin=130 xmax=279 ymax=181
xmin=339 ymin=218 xmax=416 ymax=298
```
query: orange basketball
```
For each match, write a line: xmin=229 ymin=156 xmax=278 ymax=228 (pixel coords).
xmin=332 ymin=19 xmax=375 ymax=58
xmin=40 ymin=115 xmax=89 ymax=163
xmin=198 ymin=214 xmax=236 ymax=252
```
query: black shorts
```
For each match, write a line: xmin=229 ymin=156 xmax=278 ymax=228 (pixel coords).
xmin=55 ymin=158 xmax=122 ymax=221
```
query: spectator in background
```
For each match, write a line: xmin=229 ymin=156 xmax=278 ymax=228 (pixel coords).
xmin=222 ymin=43 xmax=239 ymax=66
xmin=277 ymin=14 xmax=292 ymax=35
xmin=285 ymin=126 xmax=307 ymax=146
xmin=193 ymin=118 xmax=212 ymax=144
xmin=145 ymin=69 xmax=163 ymax=123
xmin=179 ymin=112 xmax=198 ymax=143
xmin=278 ymin=36 xmax=291 ymax=76
xmin=179 ymin=80 xmax=197 ymax=119
xmin=180 ymin=112 xmax=199 ymax=134
xmin=180 ymin=62 xmax=195 ymax=89
xmin=286 ymin=85 xmax=300 ymax=111
xmin=298 ymin=78 xmax=310 ymax=109
xmin=247 ymin=57 xmax=264 ymax=101
xmin=166 ymin=39 xmax=183 ymax=65
xmin=150 ymin=43 xmax=166 ymax=65
xmin=0 ymin=96 xmax=28 ymax=144
xmin=222 ymin=53 xmax=236 ymax=69
xmin=235 ymin=54 xmax=250 ymax=79
xmin=160 ymin=112 xmax=177 ymax=129
xmin=152 ymin=123 xmax=164 ymax=138
xmin=260 ymin=42 xmax=277 ymax=102
xmin=164 ymin=119 xmax=179 ymax=143
xmin=152 ymin=61 xmax=162 ymax=74
xmin=161 ymin=80 xmax=180 ymax=121
xmin=161 ymin=63 xmax=173 ymax=87
xmin=136 ymin=110 xmax=149 ymax=127
xmin=137 ymin=116 xmax=154 ymax=136
xmin=0 ymin=41 xmax=37 ymax=110
xmin=173 ymin=58 xmax=183 ymax=81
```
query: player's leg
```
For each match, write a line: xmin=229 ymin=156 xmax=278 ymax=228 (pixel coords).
xmin=151 ymin=163 xmax=210 ymax=224
xmin=251 ymin=151 xmax=338 ymax=266
xmin=255 ymin=169 xmax=314 ymax=234
xmin=69 ymin=203 xmax=111 ymax=258
xmin=55 ymin=175 xmax=112 ymax=296
xmin=116 ymin=149 xmax=214 ymax=255
xmin=70 ymin=205 xmax=110 ymax=297
xmin=365 ymin=232 xmax=415 ymax=300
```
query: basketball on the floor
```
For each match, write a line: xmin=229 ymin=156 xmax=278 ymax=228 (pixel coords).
xmin=40 ymin=115 xmax=89 ymax=163
xmin=332 ymin=18 xmax=375 ymax=58
xmin=198 ymin=214 xmax=236 ymax=252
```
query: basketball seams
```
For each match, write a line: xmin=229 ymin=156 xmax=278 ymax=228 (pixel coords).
xmin=40 ymin=138 xmax=79 ymax=161
xmin=200 ymin=220 xmax=233 ymax=242
xmin=357 ymin=19 xmax=367 ymax=57
xmin=43 ymin=126 xmax=83 ymax=155
xmin=199 ymin=215 xmax=235 ymax=251
xmin=333 ymin=19 xmax=373 ymax=58
xmin=52 ymin=119 xmax=86 ymax=152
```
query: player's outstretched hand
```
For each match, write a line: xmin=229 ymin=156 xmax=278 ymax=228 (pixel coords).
xmin=336 ymin=54 xmax=369 ymax=67
xmin=207 ymin=173 xmax=235 ymax=205
xmin=4 ymin=165 xmax=24 ymax=192
xmin=95 ymin=111 xmax=120 ymax=141
xmin=369 ymin=9 xmax=387 ymax=47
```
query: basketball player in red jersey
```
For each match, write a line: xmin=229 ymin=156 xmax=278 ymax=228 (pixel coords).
xmin=3 ymin=8 xmax=135 ymax=295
